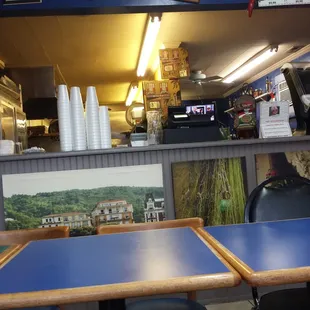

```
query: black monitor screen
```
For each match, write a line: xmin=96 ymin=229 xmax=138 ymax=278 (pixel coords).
xmin=186 ymin=104 xmax=214 ymax=115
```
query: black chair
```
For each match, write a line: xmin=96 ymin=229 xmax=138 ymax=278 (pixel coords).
xmin=244 ymin=175 xmax=310 ymax=310
xmin=127 ymin=299 xmax=206 ymax=310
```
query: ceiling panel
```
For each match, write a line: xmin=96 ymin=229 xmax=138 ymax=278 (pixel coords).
xmin=0 ymin=14 xmax=147 ymax=104
xmin=159 ymin=8 xmax=310 ymax=98
xmin=1 ymin=8 xmax=310 ymax=103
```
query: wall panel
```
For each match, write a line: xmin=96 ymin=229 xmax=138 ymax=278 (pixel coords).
xmin=1 ymin=136 xmax=310 ymax=230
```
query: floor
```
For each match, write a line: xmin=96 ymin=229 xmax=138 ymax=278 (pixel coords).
xmin=207 ymin=301 xmax=253 ymax=310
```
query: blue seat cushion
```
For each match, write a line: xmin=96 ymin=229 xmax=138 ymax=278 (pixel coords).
xmin=127 ymin=298 xmax=206 ymax=310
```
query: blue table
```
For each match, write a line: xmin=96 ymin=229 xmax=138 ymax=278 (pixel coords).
xmin=199 ymin=218 xmax=310 ymax=287
xmin=0 ymin=227 xmax=240 ymax=309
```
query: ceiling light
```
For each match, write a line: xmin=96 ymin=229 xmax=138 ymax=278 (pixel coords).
xmin=222 ymin=46 xmax=278 ymax=84
xmin=137 ymin=15 xmax=161 ymax=77
xmin=125 ymin=84 xmax=139 ymax=106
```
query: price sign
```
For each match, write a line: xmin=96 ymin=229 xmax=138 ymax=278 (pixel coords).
xmin=3 ymin=0 xmax=42 ymax=5
xmin=258 ymin=0 xmax=310 ymax=7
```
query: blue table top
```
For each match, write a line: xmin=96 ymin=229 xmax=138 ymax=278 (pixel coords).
xmin=205 ymin=219 xmax=310 ymax=271
xmin=204 ymin=218 xmax=310 ymax=285
xmin=0 ymin=227 xmax=232 ymax=295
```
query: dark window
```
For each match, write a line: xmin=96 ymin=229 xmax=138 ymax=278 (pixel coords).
xmin=109 ymin=209 xmax=112 ymax=214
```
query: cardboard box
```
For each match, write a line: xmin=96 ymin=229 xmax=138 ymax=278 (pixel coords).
xmin=143 ymin=80 xmax=181 ymax=121
xmin=159 ymin=48 xmax=190 ymax=79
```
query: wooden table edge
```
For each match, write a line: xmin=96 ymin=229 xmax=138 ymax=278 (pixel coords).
xmin=251 ymin=267 xmax=310 ymax=286
xmin=196 ymin=228 xmax=253 ymax=283
xmin=0 ymin=244 xmax=23 ymax=268
xmin=0 ymin=273 xmax=237 ymax=309
xmin=191 ymin=228 xmax=241 ymax=286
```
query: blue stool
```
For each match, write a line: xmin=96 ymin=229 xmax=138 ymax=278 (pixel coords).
xmin=127 ymin=298 xmax=207 ymax=310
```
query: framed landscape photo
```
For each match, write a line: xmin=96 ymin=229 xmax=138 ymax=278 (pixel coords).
xmin=2 ymin=164 xmax=165 ymax=236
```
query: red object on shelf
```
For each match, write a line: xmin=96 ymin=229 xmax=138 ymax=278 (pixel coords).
xmin=248 ymin=0 xmax=255 ymax=17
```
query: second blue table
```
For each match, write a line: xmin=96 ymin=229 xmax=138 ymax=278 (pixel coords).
xmin=199 ymin=218 xmax=310 ymax=286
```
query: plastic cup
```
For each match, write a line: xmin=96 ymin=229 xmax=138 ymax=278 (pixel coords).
xmin=57 ymin=85 xmax=70 ymax=103
xmin=86 ymin=86 xmax=99 ymax=105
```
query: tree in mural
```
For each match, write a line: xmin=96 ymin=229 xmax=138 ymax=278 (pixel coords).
xmin=172 ymin=158 xmax=247 ymax=226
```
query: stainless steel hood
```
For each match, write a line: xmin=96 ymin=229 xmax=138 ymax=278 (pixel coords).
xmin=7 ymin=66 xmax=58 ymax=120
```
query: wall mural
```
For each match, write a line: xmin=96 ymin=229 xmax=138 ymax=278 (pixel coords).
xmin=256 ymin=151 xmax=310 ymax=185
xmin=172 ymin=157 xmax=247 ymax=226
xmin=2 ymin=164 xmax=165 ymax=236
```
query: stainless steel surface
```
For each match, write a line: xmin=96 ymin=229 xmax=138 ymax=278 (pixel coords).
xmin=0 ymin=100 xmax=16 ymax=143
xmin=15 ymin=109 xmax=27 ymax=150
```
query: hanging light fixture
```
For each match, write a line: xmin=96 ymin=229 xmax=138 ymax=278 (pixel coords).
xmin=222 ymin=46 xmax=279 ymax=84
xmin=125 ymin=83 xmax=139 ymax=106
xmin=137 ymin=14 xmax=162 ymax=77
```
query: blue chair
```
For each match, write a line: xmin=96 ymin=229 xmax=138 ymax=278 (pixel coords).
xmin=245 ymin=175 xmax=310 ymax=310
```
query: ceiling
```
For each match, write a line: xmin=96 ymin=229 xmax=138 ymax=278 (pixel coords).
xmin=1 ymin=8 xmax=310 ymax=133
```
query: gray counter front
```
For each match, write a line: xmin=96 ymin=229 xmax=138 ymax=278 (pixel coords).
xmin=1 ymin=136 xmax=310 ymax=230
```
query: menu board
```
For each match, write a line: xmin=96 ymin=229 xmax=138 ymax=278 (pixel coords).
xmin=258 ymin=0 xmax=310 ymax=6
xmin=159 ymin=48 xmax=190 ymax=80
xmin=259 ymin=101 xmax=292 ymax=138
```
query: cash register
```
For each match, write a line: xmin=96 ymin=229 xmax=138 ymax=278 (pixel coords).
xmin=163 ymin=103 xmax=222 ymax=144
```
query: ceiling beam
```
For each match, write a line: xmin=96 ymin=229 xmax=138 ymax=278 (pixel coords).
xmin=0 ymin=0 xmax=248 ymax=18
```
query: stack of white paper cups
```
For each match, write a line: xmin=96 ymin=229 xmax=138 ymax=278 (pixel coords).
xmin=85 ymin=86 xmax=101 ymax=149
xmin=57 ymin=85 xmax=72 ymax=152
xmin=70 ymin=87 xmax=87 ymax=151
xmin=99 ymin=106 xmax=112 ymax=149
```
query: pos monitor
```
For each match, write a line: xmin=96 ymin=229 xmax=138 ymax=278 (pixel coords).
xmin=281 ymin=62 xmax=310 ymax=134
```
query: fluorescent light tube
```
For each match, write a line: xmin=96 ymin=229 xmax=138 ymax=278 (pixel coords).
xmin=137 ymin=16 xmax=161 ymax=77
xmin=126 ymin=85 xmax=138 ymax=106
xmin=222 ymin=46 xmax=278 ymax=84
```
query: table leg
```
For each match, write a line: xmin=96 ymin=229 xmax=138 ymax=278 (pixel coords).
xmin=187 ymin=291 xmax=197 ymax=301
xmin=99 ymin=299 xmax=126 ymax=310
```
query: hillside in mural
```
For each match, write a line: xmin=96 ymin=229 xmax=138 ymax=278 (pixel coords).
xmin=172 ymin=158 xmax=247 ymax=226
xmin=4 ymin=186 xmax=164 ymax=231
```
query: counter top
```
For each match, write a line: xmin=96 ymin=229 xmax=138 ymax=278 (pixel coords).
xmin=1 ymin=135 xmax=310 ymax=162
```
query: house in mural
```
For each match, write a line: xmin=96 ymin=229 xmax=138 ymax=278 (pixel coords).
xmin=40 ymin=212 xmax=92 ymax=228
xmin=91 ymin=199 xmax=134 ymax=226
xmin=144 ymin=193 xmax=165 ymax=222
